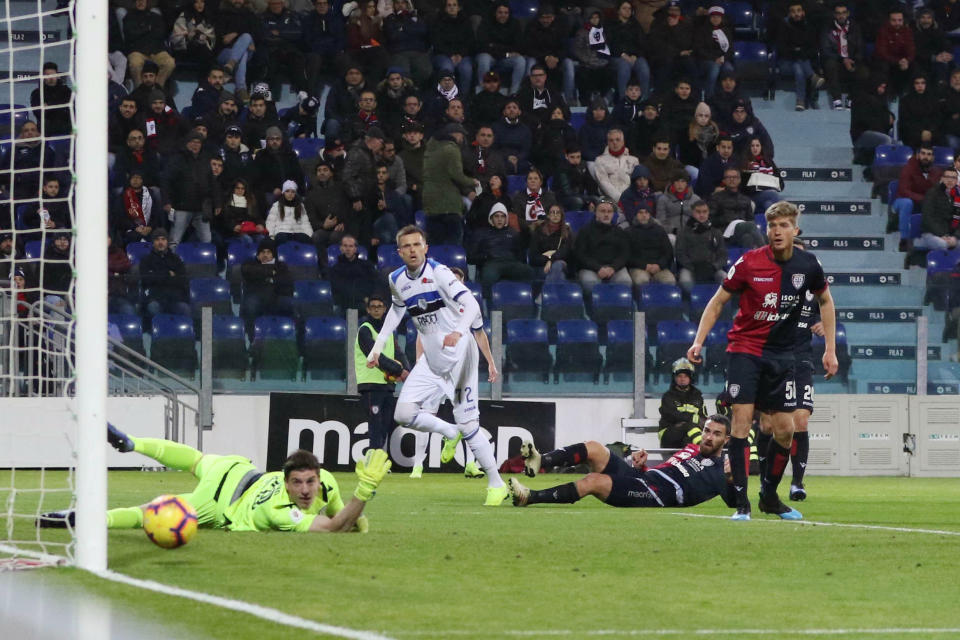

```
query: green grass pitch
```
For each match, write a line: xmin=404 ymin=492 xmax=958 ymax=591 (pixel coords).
xmin=4 ymin=470 xmax=960 ymax=639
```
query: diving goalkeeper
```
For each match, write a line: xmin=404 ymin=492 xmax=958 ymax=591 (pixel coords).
xmin=38 ymin=424 xmax=391 ymax=533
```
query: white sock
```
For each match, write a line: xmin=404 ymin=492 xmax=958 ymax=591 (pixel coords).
xmin=462 ymin=423 xmax=503 ymax=488
xmin=411 ymin=431 xmax=429 ymax=467
xmin=410 ymin=412 xmax=459 ymax=440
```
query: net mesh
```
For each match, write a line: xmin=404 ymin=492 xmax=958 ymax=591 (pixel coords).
xmin=0 ymin=0 xmax=78 ymax=567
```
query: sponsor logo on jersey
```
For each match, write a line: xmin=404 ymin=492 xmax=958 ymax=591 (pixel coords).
xmin=422 ymin=277 xmax=433 ymax=284
xmin=401 ymin=284 xmax=412 ymax=292
xmin=289 ymin=507 xmax=303 ymax=524
xmin=792 ymin=273 xmax=805 ymax=289
xmin=762 ymin=292 xmax=778 ymax=308
xmin=753 ymin=277 xmax=774 ymax=282
xmin=728 ymin=384 xmax=740 ymax=398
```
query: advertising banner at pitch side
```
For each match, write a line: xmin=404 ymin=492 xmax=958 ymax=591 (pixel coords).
xmin=266 ymin=393 xmax=556 ymax=472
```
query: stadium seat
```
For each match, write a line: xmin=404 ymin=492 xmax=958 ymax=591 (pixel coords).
xmin=150 ymin=314 xmax=197 ymax=378
xmin=554 ymin=319 xmax=602 ymax=383
xmin=934 ymin=146 xmax=954 ymax=168
xmin=251 ymin=315 xmax=299 ymax=380
xmin=126 ymin=241 xmax=152 ymax=265
xmin=506 ymin=174 xmax=526 ymax=195
xmin=540 ymin=282 xmax=586 ymax=324
xmin=732 ymin=41 xmax=770 ymax=86
xmin=704 ymin=320 xmax=732 ymax=383
xmin=325 ymin=243 xmax=369 ymax=268
xmin=293 ymin=279 xmax=335 ymax=317
xmin=175 ymin=242 xmax=217 ymax=278
xmin=227 ymin=240 xmax=259 ymax=301
xmin=910 ymin=213 xmax=922 ymax=240
xmin=886 ymin=179 xmax=899 ymax=206
xmin=725 ymin=247 xmax=746 ymax=269
xmin=212 ymin=315 xmax=248 ymax=379
xmin=812 ymin=323 xmax=851 ymax=383
xmin=725 ymin=1 xmax=757 ymax=37
xmin=925 ymin=249 xmax=960 ymax=309
xmin=872 ymin=145 xmax=912 ymax=185
xmin=277 ymin=241 xmax=319 ymax=280
xmin=509 ymin=0 xmax=538 ymax=19
xmin=13 ymin=203 xmax=30 ymax=230
xmin=638 ymin=284 xmax=685 ymax=338
xmin=569 ymin=110 xmax=586 ymax=132
xmin=590 ymin=283 xmax=634 ymax=331
xmin=491 ymin=281 xmax=535 ymax=322
xmin=564 ymin=210 xmax=594 ymax=233
xmin=301 ymin=316 xmax=347 ymax=380
xmin=414 ymin=210 xmax=426 ymax=229
xmin=602 ymin=319 xmax=638 ymax=382
xmin=24 ymin=240 xmax=44 ymax=260
xmin=465 ymin=280 xmax=486 ymax=315
xmin=655 ymin=320 xmax=698 ymax=381
xmin=505 ymin=318 xmax=552 ymax=383
xmin=377 ymin=244 xmax=403 ymax=271
xmin=0 ymin=104 xmax=27 ymax=138
xmin=427 ymin=244 xmax=467 ymax=272
xmin=188 ymin=277 xmax=232 ymax=320
xmin=108 ymin=313 xmax=144 ymax=355
xmin=291 ymin=138 xmax=323 ymax=159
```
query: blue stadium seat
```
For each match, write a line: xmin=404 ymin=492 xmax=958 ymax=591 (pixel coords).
xmin=910 ymin=213 xmax=922 ymax=239
xmin=49 ymin=139 xmax=72 ymax=168
xmin=505 ymin=318 xmax=552 ymax=383
xmin=725 ymin=247 xmax=746 ymax=269
xmin=934 ymin=146 xmax=954 ymax=168
xmin=465 ymin=280 xmax=485 ymax=315
xmin=0 ymin=104 xmax=28 ymax=137
xmin=925 ymin=249 xmax=960 ymax=309
xmin=293 ymin=279 xmax=335 ymax=317
xmin=108 ymin=313 xmax=144 ymax=354
xmin=704 ymin=320 xmax=732 ymax=383
xmin=638 ymin=284 xmax=685 ymax=335
xmin=251 ymin=315 xmax=299 ymax=379
xmin=554 ymin=319 xmax=602 ymax=383
xmin=732 ymin=41 xmax=769 ymax=84
xmin=603 ymin=319 xmax=639 ymax=382
xmin=212 ymin=315 xmax=248 ymax=379
xmin=325 ymin=243 xmax=368 ymax=268
xmin=506 ymin=174 xmax=526 ymax=195
xmin=509 ymin=0 xmax=539 ymax=19
xmin=302 ymin=316 xmax=347 ymax=380
xmin=887 ymin=179 xmax=899 ymax=205
xmin=14 ymin=203 xmax=30 ymax=230
xmin=189 ymin=277 xmax=232 ymax=319
xmin=926 ymin=249 xmax=960 ymax=276
xmin=541 ymin=282 xmax=585 ymax=324
xmin=291 ymin=138 xmax=323 ymax=159
xmin=428 ymin=244 xmax=468 ymax=272
xmin=564 ymin=210 xmax=593 ymax=233
xmin=126 ymin=241 xmax=152 ymax=265
xmin=227 ymin=240 xmax=259 ymax=300
xmin=754 ymin=213 xmax=766 ymax=234
xmin=655 ymin=320 xmax=698 ymax=380
xmin=278 ymin=241 xmax=319 ymax=280
xmin=872 ymin=144 xmax=913 ymax=172
xmin=491 ymin=281 xmax=535 ymax=322
xmin=377 ymin=244 xmax=404 ymax=271
xmin=590 ymin=283 xmax=634 ymax=325
xmin=689 ymin=283 xmax=725 ymax=322
xmin=150 ymin=314 xmax=197 ymax=377
xmin=414 ymin=210 xmax=426 ymax=229
xmin=725 ymin=1 xmax=756 ymax=36
xmin=569 ymin=110 xmax=586 ymax=132
xmin=176 ymin=242 xmax=217 ymax=278
xmin=24 ymin=240 xmax=44 ymax=260
xmin=812 ymin=323 xmax=851 ymax=382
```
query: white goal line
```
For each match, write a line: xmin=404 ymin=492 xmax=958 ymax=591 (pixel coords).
xmin=97 ymin=570 xmax=396 ymax=640
xmin=669 ymin=512 xmax=960 ymax=536
xmin=398 ymin=629 xmax=960 ymax=637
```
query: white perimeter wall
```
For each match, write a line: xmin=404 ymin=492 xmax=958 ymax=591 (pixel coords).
xmin=2 ymin=395 xmax=958 ymax=477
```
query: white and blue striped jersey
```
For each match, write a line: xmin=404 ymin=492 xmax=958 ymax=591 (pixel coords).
xmin=389 ymin=259 xmax=476 ymax=370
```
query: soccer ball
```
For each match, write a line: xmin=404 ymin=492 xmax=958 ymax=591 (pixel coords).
xmin=143 ymin=495 xmax=198 ymax=549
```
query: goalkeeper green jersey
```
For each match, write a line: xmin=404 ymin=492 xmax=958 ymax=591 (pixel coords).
xmin=224 ymin=469 xmax=343 ymax=532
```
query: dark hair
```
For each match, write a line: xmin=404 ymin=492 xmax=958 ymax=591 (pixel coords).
xmin=717 ymin=134 xmax=734 ymax=145
xmin=706 ymin=414 xmax=731 ymax=435
xmin=207 ymin=65 xmax=225 ymax=76
xmin=282 ymin=449 xmax=321 ymax=479
xmin=652 ymin=136 xmax=671 ymax=147
xmin=919 ymin=143 xmax=935 ymax=153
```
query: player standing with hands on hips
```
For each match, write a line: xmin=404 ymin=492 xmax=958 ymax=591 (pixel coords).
xmin=686 ymin=201 xmax=838 ymax=521
xmin=367 ymin=226 xmax=509 ymax=506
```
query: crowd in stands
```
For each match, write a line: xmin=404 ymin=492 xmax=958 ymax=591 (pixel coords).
xmin=6 ymin=0 xmax=960 ymax=343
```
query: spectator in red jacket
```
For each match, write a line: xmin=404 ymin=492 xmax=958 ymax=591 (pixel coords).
xmin=873 ymin=8 xmax=915 ymax=95
xmin=892 ymin=144 xmax=942 ymax=247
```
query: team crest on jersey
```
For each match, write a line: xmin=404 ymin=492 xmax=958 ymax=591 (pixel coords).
xmin=289 ymin=507 xmax=303 ymax=524
xmin=728 ymin=384 xmax=740 ymax=398
xmin=371 ymin=405 xmax=379 ymax=415
xmin=417 ymin=298 xmax=429 ymax=310
xmin=762 ymin=292 xmax=778 ymax=308
xmin=792 ymin=273 xmax=805 ymax=289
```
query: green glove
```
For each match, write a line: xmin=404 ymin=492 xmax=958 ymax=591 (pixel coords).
xmin=354 ymin=448 xmax=391 ymax=501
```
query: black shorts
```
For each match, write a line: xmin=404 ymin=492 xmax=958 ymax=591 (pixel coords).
xmin=600 ymin=453 xmax=674 ymax=508
xmin=795 ymin=358 xmax=815 ymax=413
xmin=725 ymin=352 xmax=797 ymax=413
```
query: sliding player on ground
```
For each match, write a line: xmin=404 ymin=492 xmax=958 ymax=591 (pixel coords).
xmin=509 ymin=416 xmax=735 ymax=508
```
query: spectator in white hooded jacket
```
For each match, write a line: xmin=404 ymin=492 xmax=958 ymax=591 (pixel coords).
xmin=594 ymin=128 xmax=639 ymax=201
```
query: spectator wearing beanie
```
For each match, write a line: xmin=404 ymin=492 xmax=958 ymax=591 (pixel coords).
xmin=140 ymin=228 xmax=191 ymax=318
xmin=240 ymin=237 xmax=294 ymax=334
xmin=265 ymin=180 xmax=314 ymax=245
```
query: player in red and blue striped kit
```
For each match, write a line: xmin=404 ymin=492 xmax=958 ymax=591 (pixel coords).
xmin=508 ymin=416 xmax=736 ymax=509
xmin=687 ymin=201 xmax=838 ymax=521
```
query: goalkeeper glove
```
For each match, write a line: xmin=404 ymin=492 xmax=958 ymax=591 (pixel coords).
xmin=354 ymin=448 xmax=391 ymax=501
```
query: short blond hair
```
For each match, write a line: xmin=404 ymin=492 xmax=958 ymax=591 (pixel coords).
xmin=764 ymin=200 xmax=800 ymax=225
xmin=396 ymin=224 xmax=426 ymax=245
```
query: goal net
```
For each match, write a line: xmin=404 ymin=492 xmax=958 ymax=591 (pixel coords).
xmin=0 ymin=0 xmax=107 ymax=570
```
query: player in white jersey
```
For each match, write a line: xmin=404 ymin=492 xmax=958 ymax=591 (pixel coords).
xmin=368 ymin=225 xmax=509 ymax=506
